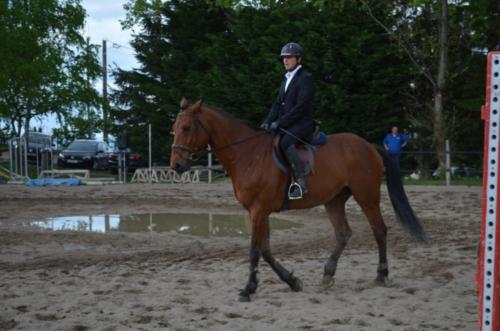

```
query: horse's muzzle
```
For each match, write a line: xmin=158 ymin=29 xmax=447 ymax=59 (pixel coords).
xmin=173 ymin=157 xmax=191 ymax=174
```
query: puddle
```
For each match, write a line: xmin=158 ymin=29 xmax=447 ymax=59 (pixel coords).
xmin=7 ymin=213 xmax=301 ymax=237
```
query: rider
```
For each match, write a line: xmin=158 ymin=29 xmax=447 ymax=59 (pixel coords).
xmin=261 ymin=42 xmax=315 ymax=199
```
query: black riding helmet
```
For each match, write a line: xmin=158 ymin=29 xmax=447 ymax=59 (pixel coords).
xmin=280 ymin=42 xmax=303 ymax=57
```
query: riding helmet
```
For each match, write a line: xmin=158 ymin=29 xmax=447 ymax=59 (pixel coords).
xmin=280 ymin=42 xmax=303 ymax=57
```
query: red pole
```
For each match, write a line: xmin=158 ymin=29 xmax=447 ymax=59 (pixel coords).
xmin=479 ymin=51 xmax=500 ymax=331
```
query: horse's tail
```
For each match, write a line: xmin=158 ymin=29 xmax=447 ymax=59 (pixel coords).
xmin=374 ymin=145 xmax=428 ymax=243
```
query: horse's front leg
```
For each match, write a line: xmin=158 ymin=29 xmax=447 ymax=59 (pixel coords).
xmin=239 ymin=208 xmax=302 ymax=301
xmin=238 ymin=209 xmax=267 ymax=302
xmin=249 ymin=211 xmax=303 ymax=294
xmin=261 ymin=238 xmax=303 ymax=292
xmin=239 ymin=207 xmax=283 ymax=301
xmin=238 ymin=244 xmax=260 ymax=302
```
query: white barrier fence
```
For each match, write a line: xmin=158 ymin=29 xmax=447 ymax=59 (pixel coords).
xmin=478 ymin=50 xmax=500 ymax=331
xmin=131 ymin=166 xmax=224 ymax=184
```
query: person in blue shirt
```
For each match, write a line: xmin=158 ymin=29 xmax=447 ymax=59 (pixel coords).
xmin=383 ymin=126 xmax=410 ymax=167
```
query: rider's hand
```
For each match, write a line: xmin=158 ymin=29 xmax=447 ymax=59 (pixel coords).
xmin=270 ymin=121 xmax=279 ymax=131
xmin=260 ymin=123 xmax=269 ymax=131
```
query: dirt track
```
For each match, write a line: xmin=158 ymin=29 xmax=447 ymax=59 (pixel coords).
xmin=0 ymin=182 xmax=481 ymax=330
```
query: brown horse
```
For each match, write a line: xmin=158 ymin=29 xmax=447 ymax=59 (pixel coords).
xmin=170 ymin=98 xmax=427 ymax=302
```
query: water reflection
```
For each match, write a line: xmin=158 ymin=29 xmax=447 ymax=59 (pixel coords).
xmin=19 ymin=213 xmax=300 ymax=237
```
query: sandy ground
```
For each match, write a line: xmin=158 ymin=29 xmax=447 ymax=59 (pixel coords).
xmin=0 ymin=181 xmax=481 ymax=330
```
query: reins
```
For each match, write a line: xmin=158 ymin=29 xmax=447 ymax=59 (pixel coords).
xmin=171 ymin=109 xmax=268 ymax=161
xmin=191 ymin=131 xmax=268 ymax=160
xmin=279 ymin=127 xmax=314 ymax=148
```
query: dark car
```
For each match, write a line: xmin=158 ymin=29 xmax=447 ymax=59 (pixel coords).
xmin=58 ymin=139 xmax=108 ymax=170
xmin=23 ymin=131 xmax=52 ymax=162
xmin=108 ymin=148 xmax=148 ymax=174
xmin=432 ymin=165 xmax=481 ymax=179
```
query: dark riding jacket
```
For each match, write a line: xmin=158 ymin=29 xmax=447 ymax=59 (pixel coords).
xmin=264 ymin=67 xmax=315 ymax=139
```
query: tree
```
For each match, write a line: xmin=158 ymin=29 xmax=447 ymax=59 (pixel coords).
xmin=361 ymin=0 xmax=449 ymax=175
xmin=115 ymin=0 xmax=493 ymax=173
xmin=112 ymin=0 xmax=230 ymax=161
xmin=0 ymin=0 xmax=101 ymax=146
xmin=360 ymin=0 xmax=498 ymax=175
xmin=114 ymin=0 xmax=413 ymax=163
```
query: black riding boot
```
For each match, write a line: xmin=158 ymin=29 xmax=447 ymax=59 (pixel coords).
xmin=285 ymin=145 xmax=308 ymax=199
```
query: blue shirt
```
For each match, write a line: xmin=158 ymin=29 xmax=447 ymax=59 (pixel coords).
xmin=383 ymin=133 xmax=410 ymax=155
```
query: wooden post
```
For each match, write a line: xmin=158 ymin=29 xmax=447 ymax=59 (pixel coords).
xmin=123 ymin=151 xmax=127 ymax=184
xmin=9 ymin=139 xmax=13 ymax=176
xmin=445 ymin=139 xmax=451 ymax=186
xmin=118 ymin=152 xmax=122 ymax=183
xmin=149 ymin=124 xmax=152 ymax=184
xmin=36 ymin=147 xmax=39 ymax=178
xmin=102 ymin=39 xmax=108 ymax=144
xmin=23 ymin=137 xmax=28 ymax=178
xmin=208 ymin=145 xmax=212 ymax=184
xmin=208 ymin=213 xmax=213 ymax=236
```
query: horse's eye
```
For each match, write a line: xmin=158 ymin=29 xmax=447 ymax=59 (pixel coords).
xmin=182 ymin=126 xmax=191 ymax=132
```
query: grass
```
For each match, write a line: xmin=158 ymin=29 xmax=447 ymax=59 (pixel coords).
xmin=0 ymin=158 xmax=483 ymax=186
xmin=402 ymin=177 xmax=482 ymax=186
xmin=0 ymin=159 xmax=118 ymax=181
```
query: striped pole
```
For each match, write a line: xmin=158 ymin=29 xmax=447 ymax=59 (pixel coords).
xmin=479 ymin=50 xmax=500 ymax=331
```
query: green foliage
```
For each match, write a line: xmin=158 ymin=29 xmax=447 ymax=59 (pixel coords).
xmin=403 ymin=177 xmax=481 ymax=186
xmin=113 ymin=0 xmax=413 ymax=162
xmin=0 ymin=0 xmax=101 ymax=141
xmin=121 ymin=0 xmax=165 ymax=29
xmin=113 ymin=0 xmax=494 ymax=167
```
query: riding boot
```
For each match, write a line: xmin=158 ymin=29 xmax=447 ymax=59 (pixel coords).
xmin=285 ymin=145 xmax=308 ymax=199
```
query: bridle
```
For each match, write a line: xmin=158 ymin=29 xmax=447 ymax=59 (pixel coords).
xmin=171 ymin=111 xmax=209 ymax=158
xmin=171 ymin=107 xmax=267 ymax=161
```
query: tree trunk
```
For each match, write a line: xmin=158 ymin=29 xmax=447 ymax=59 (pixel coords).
xmin=16 ymin=114 xmax=22 ymax=138
xmin=433 ymin=0 xmax=448 ymax=176
xmin=24 ymin=99 xmax=32 ymax=152
xmin=10 ymin=117 xmax=18 ymax=138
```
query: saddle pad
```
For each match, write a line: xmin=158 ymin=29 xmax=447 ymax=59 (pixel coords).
xmin=311 ymin=132 xmax=327 ymax=146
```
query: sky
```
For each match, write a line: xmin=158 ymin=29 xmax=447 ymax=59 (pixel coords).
xmin=82 ymin=0 xmax=138 ymax=71
xmin=38 ymin=0 xmax=138 ymax=138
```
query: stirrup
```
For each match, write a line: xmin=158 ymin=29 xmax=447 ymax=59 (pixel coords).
xmin=288 ymin=182 xmax=304 ymax=200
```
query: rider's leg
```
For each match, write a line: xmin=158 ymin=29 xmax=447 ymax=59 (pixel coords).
xmin=280 ymin=134 xmax=308 ymax=198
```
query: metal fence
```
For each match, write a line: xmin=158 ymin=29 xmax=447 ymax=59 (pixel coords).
xmin=398 ymin=147 xmax=482 ymax=184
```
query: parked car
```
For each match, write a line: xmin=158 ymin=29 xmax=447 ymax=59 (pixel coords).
xmin=58 ymin=139 xmax=108 ymax=170
xmin=23 ymin=131 xmax=52 ymax=162
xmin=432 ymin=165 xmax=481 ymax=179
xmin=107 ymin=148 xmax=148 ymax=174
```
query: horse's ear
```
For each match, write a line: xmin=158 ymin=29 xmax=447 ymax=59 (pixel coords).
xmin=193 ymin=100 xmax=203 ymax=112
xmin=180 ymin=97 xmax=189 ymax=110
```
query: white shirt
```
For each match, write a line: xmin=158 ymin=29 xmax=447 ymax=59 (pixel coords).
xmin=284 ymin=65 xmax=302 ymax=92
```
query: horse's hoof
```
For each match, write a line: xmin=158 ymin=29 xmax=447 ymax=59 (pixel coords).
xmin=374 ymin=276 xmax=388 ymax=287
xmin=321 ymin=276 xmax=335 ymax=289
xmin=238 ymin=294 xmax=251 ymax=302
xmin=290 ymin=277 xmax=303 ymax=292
xmin=238 ymin=289 xmax=251 ymax=302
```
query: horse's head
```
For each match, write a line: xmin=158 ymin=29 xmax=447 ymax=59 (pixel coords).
xmin=170 ymin=98 xmax=210 ymax=174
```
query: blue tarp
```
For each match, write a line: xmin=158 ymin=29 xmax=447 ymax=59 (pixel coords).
xmin=25 ymin=178 xmax=81 ymax=187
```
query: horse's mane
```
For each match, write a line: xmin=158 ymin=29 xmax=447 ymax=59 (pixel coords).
xmin=200 ymin=103 xmax=262 ymax=131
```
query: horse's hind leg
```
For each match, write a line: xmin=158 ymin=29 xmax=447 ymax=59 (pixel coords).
xmin=321 ymin=188 xmax=352 ymax=288
xmin=349 ymin=161 xmax=388 ymax=285
xmin=356 ymin=200 xmax=388 ymax=285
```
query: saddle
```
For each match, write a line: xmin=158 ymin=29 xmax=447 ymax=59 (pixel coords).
xmin=272 ymin=125 xmax=327 ymax=176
